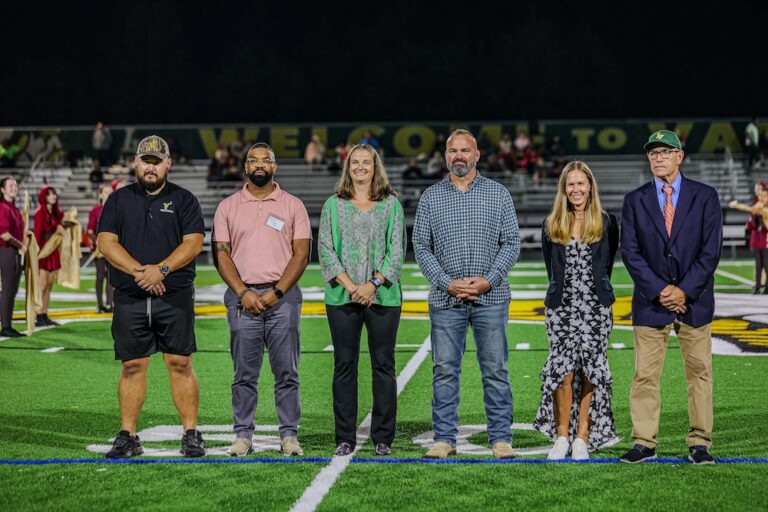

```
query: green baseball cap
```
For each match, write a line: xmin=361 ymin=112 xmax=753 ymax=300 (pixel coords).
xmin=136 ymin=135 xmax=170 ymax=159
xmin=644 ymin=130 xmax=682 ymax=151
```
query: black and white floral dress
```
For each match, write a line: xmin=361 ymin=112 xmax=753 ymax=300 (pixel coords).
xmin=533 ymin=238 xmax=618 ymax=451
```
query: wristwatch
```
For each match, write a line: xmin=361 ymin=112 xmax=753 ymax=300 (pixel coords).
xmin=272 ymin=286 xmax=285 ymax=299
xmin=370 ymin=277 xmax=383 ymax=288
xmin=159 ymin=262 xmax=170 ymax=277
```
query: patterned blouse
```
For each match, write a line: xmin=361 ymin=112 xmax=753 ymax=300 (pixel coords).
xmin=319 ymin=194 xmax=405 ymax=306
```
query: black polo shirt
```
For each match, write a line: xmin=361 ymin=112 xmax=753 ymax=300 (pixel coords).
xmin=97 ymin=181 xmax=205 ymax=298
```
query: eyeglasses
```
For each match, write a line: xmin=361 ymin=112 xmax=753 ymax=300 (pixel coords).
xmin=245 ymin=157 xmax=275 ymax=165
xmin=647 ymin=149 xmax=680 ymax=159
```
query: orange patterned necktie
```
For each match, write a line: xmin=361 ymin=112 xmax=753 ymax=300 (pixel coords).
xmin=663 ymin=185 xmax=674 ymax=237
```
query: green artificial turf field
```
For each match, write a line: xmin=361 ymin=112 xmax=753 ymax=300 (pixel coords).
xmin=1 ymin=260 xmax=767 ymax=511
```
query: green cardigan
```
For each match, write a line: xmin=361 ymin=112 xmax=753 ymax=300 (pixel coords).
xmin=318 ymin=195 xmax=405 ymax=306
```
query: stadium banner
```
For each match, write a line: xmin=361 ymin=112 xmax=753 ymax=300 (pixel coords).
xmin=1 ymin=119 xmax=762 ymax=164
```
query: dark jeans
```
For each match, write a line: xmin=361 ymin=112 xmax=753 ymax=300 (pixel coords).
xmin=326 ymin=303 xmax=401 ymax=446
xmin=754 ymin=248 xmax=768 ymax=288
xmin=0 ymin=247 xmax=21 ymax=329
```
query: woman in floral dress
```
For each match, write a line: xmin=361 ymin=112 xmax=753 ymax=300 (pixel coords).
xmin=534 ymin=161 xmax=619 ymax=460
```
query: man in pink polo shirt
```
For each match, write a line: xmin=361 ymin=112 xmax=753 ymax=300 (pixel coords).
xmin=213 ymin=142 xmax=311 ymax=457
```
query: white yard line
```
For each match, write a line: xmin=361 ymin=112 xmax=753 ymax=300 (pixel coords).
xmin=290 ymin=335 xmax=432 ymax=512
xmin=715 ymin=268 xmax=754 ymax=286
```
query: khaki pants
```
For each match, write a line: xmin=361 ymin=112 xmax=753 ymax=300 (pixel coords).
xmin=630 ymin=321 xmax=713 ymax=449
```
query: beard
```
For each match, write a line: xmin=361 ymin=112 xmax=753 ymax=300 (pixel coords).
xmin=138 ymin=174 xmax=167 ymax=192
xmin=448 ymin=161 xmax=472 ymax=177
xmin=247 ymin=171 xmax=273 ymax=187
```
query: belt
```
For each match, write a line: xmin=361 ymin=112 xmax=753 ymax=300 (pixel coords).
xmin=245 ymin=281 xmax=278 ymax=289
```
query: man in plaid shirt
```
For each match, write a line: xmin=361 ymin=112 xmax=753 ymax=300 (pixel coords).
xmin=413 ymin=129 xmax=521 ymax=459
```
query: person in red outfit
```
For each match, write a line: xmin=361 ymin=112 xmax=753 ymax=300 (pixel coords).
xmin=729 ymin=183 xmax=768 ymax=293
xmin=33 ymin=185 xmax=66 ymax=326
xmin=0 ymin=177 xmax=27 ymax=337
xmin=88 ymin=184 xmax=113 ymax=312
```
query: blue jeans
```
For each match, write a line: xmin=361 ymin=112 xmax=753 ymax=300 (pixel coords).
xmin=429 ymin=302 xmax=513 ymax=446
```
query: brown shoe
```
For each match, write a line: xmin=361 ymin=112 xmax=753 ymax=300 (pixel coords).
xmin=492 ymin=441 xmax=515 ymax=459
xmin=424 ymin=441 xmax=456 ymax=459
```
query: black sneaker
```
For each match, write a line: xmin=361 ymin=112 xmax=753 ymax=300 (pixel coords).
xmin=181 ymin=429 xmax=206 ymax=457
xmin=35 ymin=314 xmax=48 ymax=328
xmin=619 ymin=444 xmax=656 ymax=463
xmin=688 ymin=445 xmax=715 ymax=465
xmin=106 ymin=430 xmax=143 ymax=458
xmin=374 ymin=443 xmax=391 ymax=456
xmin=334 ymin=442 xmax=354 ymax=456
xmin=0 ymin=327 xmax=25 ymax=338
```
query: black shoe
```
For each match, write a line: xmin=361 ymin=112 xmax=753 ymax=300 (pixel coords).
xmin=35 ymin=314 xmax=48 ymax=327
xmin=44 ymin=315 xmax=59 ymax=326
xmin=97 ymin=306 xmax=107 ymax=313
xmin=374 ymin=443 xmax=391 ymax=456
xmin=104 ymin=305 xmax=114 ymax=313
xmin=0 ymin=327 xmax=25 ymax=338
xmin=334 ymin=442 xmax=354 ymax=456
xmin=688 ymin=445 xmax=715 ymax=465
xmin=619 ymin=444 xmax=656 ymax=463
xmin=106 ymin=430 xmax=144 ymax=458
xmin=181 ymin=429 xmax=206 ymax=457
xmin=754 ymin=287 xmax=762 ymax=294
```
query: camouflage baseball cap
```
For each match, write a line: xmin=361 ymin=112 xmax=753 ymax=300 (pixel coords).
xmin=643 ymin=130 xmax=682 ymax=151
xmin=136 ymin=135 xmax=170 ymax=159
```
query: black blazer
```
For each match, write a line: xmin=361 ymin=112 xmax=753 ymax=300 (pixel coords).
xmin=542 ymin=213 xmax=619 ymax=308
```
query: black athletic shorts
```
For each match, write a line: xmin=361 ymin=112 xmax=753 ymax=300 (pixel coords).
xmin=112 ymin=287 xmax=196 ymax=361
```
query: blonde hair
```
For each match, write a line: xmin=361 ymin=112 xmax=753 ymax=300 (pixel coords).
xmin=335 ymin=144 xmax=397 ymax=201
xmin=545 ymin=161 xmax=605 ymax=245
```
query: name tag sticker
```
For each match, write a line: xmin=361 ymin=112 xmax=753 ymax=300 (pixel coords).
xmin=267 ymin=215 xmax=285 ymax=231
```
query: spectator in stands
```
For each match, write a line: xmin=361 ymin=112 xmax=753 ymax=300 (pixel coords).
xmin=535 ymin=161 xmax=619 ymax=460
xmin=745 ymin=117 xmax=761 ymax=170
xmin=513 ymin=130 xmax=531 ymax=152
xmin=359 ymin=130 xmax=381 ymax=151
xmin=207 ymin=143 xmax=228 ymax=182
xmin=498 ymin=133 xmax=514 ymax=170
xmin=729 ymin=183 xmax=768 ymax=293
xmin=425 ymin=151 xmax=446 ymax=179
xmin=477 ymin=132 xmax=494 ymax=164
xmin=434 ymin=133 xmax=446 ymax=155
xmin=212 ymin=142 xmax=310 ymax=458
xmin=223 ymin=156 xmax=241 ymax=182
xmin=0 ymin=139 xmax=21 ymax=168
xmin=328 ymin=141 xmax=348 ymax=173
xmin=89 ymin=161 xmax=105 ymax=186
xmin=111 ymin=178 xmax=126 ymax=191
xmin=413 ymin=129 xmax=520 ymax=460
xmin=92 ymin=122 xmax=113 ymax=167
xmin=34 ymin=186 xmax=68 ymax=327
xmin=402 ymin=158 xmax=424 ymax=180
xmin=485 ymin=153 xmax=504 ymax=176
xmin=228 ymin=134 xmax=244 ymax=162
xmin=318 ymin=143 xmax=405 ymax=457
xmin=620 ymin=130 xmax=722 ymax=465
xmin=304 ymin=134 xmax=325 ymax=174
xmin=545 ymin=135 xmax=567 ymax=180
xmin=88 ymin=184 xmax=113 ymax=313
xmin=0 ymin=177 xmax=26 ymax=338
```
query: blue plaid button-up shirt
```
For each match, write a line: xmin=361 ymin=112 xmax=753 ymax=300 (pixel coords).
xmin=412 ymin=173 xmax=521 ymax=308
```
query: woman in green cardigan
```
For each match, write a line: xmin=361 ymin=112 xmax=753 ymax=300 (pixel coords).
xmin=318 ymin=143 xmax=405 ymax=457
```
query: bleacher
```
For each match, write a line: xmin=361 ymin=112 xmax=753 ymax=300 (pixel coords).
xmin=8 ymin=153 xmax=757 ymax=260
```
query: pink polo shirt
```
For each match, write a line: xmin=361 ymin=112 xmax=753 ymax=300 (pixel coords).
xmin=213 ymin=183 xmax=311 ymax=284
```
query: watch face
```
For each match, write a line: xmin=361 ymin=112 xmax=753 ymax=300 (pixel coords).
xmin=160 ymin=265 xmax=169 ymax=275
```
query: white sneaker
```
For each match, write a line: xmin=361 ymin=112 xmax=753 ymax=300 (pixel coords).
xmin=571 ymin=437 xmax=590 ymax=460
xmin=547 ymin=436 xmax=570 ymax=460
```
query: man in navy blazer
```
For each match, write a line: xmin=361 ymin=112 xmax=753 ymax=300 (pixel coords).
xmin=620 ymin=130 xmax=722 ymax=465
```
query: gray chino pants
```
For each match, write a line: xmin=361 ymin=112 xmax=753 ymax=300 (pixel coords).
xmin=225 ymin=285 xmax=302 ymax=439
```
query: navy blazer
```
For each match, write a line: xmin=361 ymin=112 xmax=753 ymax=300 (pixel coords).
xmin=542 ymin=213 xmax=619 ymax=308
xmin=620 ymin=174 xmax=722 ymax=328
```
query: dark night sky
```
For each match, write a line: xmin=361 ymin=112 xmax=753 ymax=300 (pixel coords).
xmin=2 ymin=1 xmax=766 ymax=126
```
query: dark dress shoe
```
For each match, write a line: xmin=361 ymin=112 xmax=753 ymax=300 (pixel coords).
xmin=374 ymin=443 xmax=391 ymax=456
xmin=104 ymin=305 xmax=114 ymax=313
xmin=44 ymin=315 xmax=60 ymax=326
xmin=35 ymin=314 xmax=48 ymax=327
xmin=97 ymin=306 xmax=107 ymax=313
xmin=334 ymin=442 xmax=354 ymax=456
xmin=1 ymin=327 xmax=26 ymax=338
xmin=689 ymin=445 xmax=715 ymax=465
